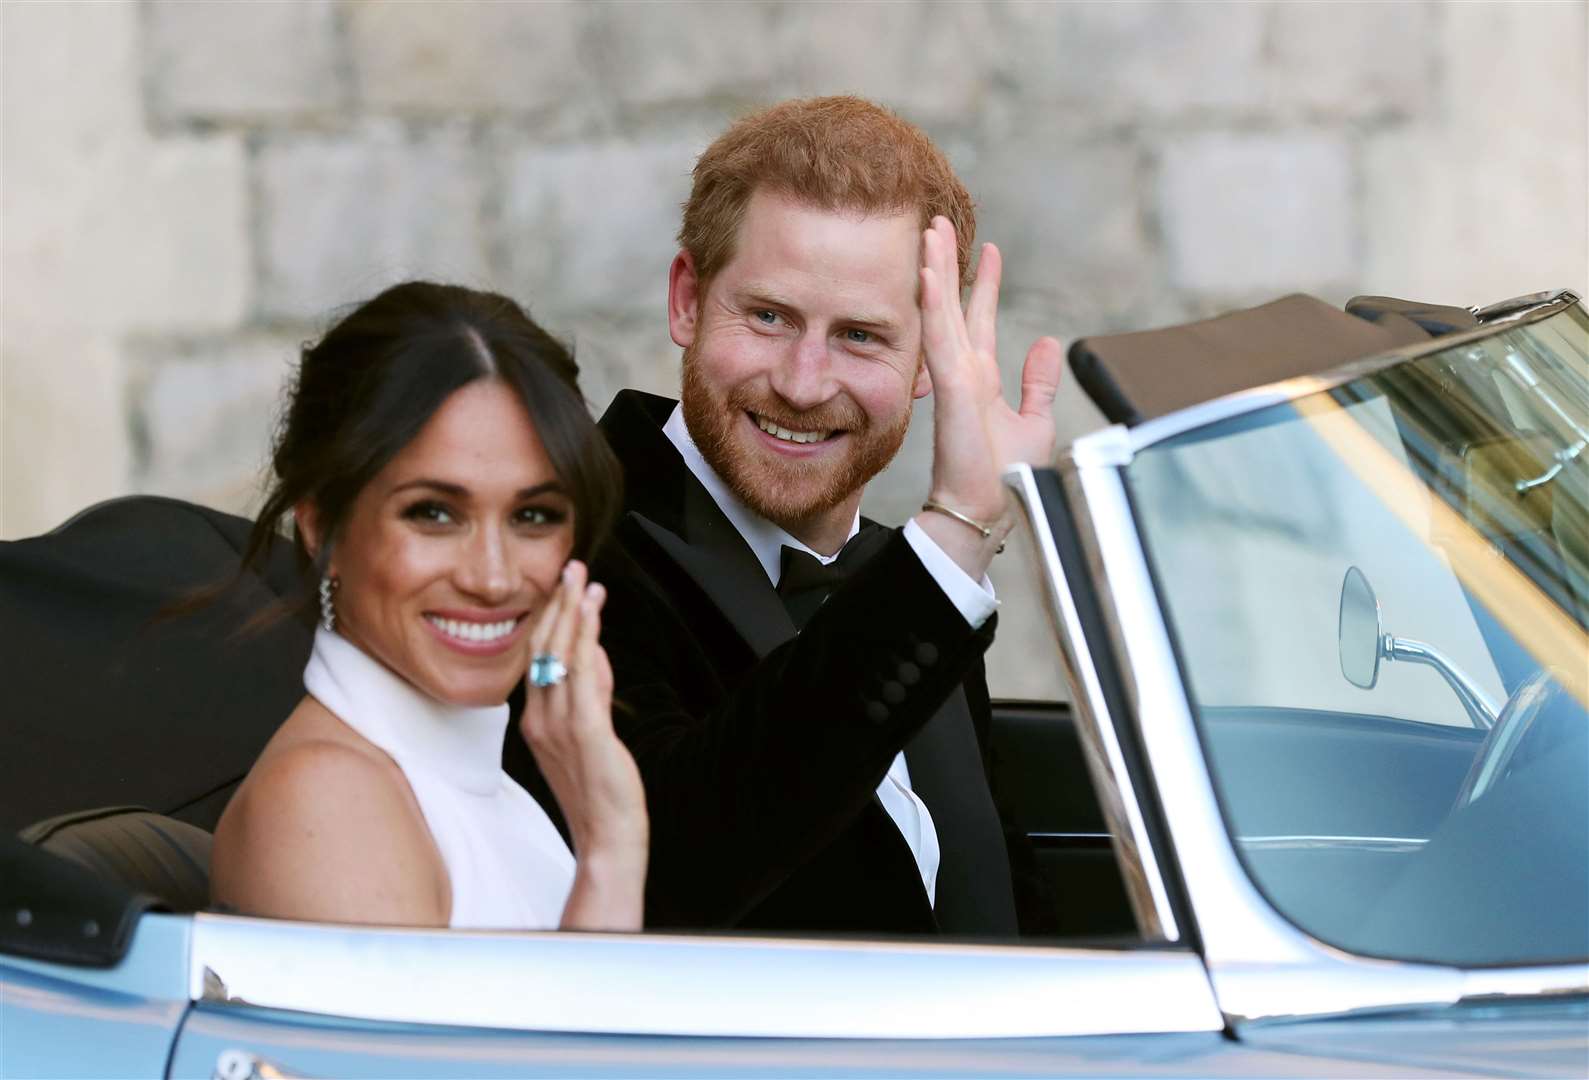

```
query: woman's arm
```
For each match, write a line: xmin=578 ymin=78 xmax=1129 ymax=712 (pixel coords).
xmin=519 ymin=561 xmax=648 ymax=931
xmin=211 ymin=740 xmax=449 ymax=926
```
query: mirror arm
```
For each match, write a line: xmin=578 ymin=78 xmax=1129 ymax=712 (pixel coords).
xmin=1383 ymin=634 xmax=1502 ymax=729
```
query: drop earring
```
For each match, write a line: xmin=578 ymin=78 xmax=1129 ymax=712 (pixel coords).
xmin=319 ymin=574 xmax=339 ymax=632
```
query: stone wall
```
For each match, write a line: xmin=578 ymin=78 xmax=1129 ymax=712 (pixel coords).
xmin=4 ymin=0 xmax=1585 ymax=698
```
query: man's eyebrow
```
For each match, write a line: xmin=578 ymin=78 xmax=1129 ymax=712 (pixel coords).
xmin=387 ymin=478 xmax=567 ymax=500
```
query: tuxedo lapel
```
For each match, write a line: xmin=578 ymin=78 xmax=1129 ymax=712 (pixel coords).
xmin=629 ymin=508 xmax=794 ymax=659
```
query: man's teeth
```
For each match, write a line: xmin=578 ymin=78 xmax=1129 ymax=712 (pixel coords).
xmin=426 ymin=616 xmax=517 ymax=643
xmin=755 ymin=414 xmax=831 ymax=444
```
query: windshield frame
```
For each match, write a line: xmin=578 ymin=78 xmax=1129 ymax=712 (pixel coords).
xmin=1048 ymin=290 xmax=1589 ymax=1022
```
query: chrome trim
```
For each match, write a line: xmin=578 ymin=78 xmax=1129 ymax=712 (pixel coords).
xmin=1472 ymin=288 xmax=1581 ymax=324
xmin=1062 ymin=288 xmax=1584 ymax=462
xmin=1028 ymin=831 xmax=1113 ymax=842
xmin=1065 ymin=461 xmax=1470 ymax=1022
xmin=1238 ymin=835 xmax=1427 ymax=853
xmin=1004 ymin=463 xmax=1180 ymax=942
xmin=1383 ymin=634 xmax=1500 ymax=729
xmin=188 ymin=914 xmax=1223 ymax=1038
xmin=1460 ymin=964 xmax=1589 ymax=1002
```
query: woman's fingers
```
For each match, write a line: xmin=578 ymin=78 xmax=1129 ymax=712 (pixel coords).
xmin=544 ymin=560 xmax=585 ymax=678
xmin=567 ymin=583 xmax=610 ymax=727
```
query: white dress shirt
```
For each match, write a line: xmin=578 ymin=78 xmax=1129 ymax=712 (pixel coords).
xmin=661 ymin=406 xmax=996 ymax=905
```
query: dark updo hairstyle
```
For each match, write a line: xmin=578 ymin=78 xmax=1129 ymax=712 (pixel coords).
xmin=242 ymin=281 xmax=622 ymax=625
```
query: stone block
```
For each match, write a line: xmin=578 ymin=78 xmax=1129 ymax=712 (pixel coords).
xmin=126 ymin=335 xmax=298 ymax=517
xmin=257 ymin=125 xmax=493 ymax=321
xmin=1362 ymin=2 xmax=1587 ymax=302
xmin=144 ymin=0 xmax=342 ymax=124
xmin=5 ymin=5 xmax=250 ymax=334
xmin=348 ymin=1 xmax=592 ymax=116
xmin=777 ymin=1 xmax=997 ymax=122
xmin=1362 ymin=130 xmax=1587 ymax=305
xmin=1266 ymin=1 xmax=1437 ymax=118
xmin=585 ymin=1 xmax=777 ymax=109
xmin=2 ymin=334 xmax=130 ymax=540
xmin=1001 ymin=0 xmax=1266 ymax=119
xmin=499 ymin=136 xmax=698 ymax=318
xmin=1158 ymin=133 xmax=1355 ymax=296
xmin=971 ymin=137 xmax=1156 ymax=328
xmin=551 ymin=313 xmax=684 ymax=421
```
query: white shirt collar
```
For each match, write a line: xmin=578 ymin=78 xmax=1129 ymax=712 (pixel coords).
xmin=662 ymin=404 xmax=859 ymax=586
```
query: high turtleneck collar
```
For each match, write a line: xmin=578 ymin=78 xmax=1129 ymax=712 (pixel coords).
xmin=303 ymin=628 xmax=511 ymax=797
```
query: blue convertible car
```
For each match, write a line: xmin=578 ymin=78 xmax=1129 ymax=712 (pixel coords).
xmin=3 ymin=289 xmax=1585 ymax=1078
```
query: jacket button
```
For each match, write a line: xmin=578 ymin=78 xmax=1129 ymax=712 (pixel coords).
xmin=914 ymin=642 xmax=939 ymax=666
xmin=896 ymin=661 xmax=920 ymax=686
xmin=881 ymin=680 xmax=905 ymax=704
xmin=864 ymin=700 xmax=890 ymax=724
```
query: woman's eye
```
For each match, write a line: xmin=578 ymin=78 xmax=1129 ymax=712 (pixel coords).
xmin=515 ymin=505 xmax=568 ymax=528
xmin=402 ymin=501 xmax=455 ymax=526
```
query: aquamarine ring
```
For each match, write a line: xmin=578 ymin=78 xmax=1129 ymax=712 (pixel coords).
xmin=528 ymin=653 xmax=568 ymax=688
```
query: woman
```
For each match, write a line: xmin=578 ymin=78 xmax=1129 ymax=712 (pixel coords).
xmin=210 ymin=282 xmax=646 ymax=931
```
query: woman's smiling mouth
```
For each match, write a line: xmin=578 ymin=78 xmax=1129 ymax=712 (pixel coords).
xmin=423 ymin=612 xmax=526 ymax=652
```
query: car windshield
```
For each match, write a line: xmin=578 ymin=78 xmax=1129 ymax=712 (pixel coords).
xmin=1125 ymin=303 xmax=1588 ymax=968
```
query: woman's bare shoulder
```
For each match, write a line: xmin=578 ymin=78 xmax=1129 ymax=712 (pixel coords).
xmin=212 ymin=697 xmax=448 ymax=926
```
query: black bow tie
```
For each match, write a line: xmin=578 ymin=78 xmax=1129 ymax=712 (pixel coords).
xmin=776 ymin=524 xmax=888 ymax=630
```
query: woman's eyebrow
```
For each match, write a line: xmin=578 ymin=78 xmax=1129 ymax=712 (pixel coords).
xmin=388 ymin=478 xmax=567 ymax=500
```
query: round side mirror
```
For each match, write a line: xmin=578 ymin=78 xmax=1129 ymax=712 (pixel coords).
xmin=1338 ymin=566 xmax=1383 ymax=689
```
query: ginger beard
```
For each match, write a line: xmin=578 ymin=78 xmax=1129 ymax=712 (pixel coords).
xmin=680 ymin=342 xmax=914 ymax=532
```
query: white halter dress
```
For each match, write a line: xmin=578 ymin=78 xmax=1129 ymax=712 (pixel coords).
xmin=303 ymin=628 xmax=575 ymax=929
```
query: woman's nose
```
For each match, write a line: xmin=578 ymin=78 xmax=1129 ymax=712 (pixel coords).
xmin=456 ymin=526 xmax=518 ymax=601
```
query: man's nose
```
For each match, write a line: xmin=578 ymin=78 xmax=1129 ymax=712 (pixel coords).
xmin=768 ymin=332 xmax=835 ymax=412
xmin=456 ymin=525 xmax=518 ymax=602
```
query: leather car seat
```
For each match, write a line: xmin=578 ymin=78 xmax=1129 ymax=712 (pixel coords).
xmin=20 ymin=806 xmax=212 ymax=914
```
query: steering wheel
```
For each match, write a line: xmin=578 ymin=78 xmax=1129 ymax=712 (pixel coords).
xmin=1453 ymin=667 xmax=1566 ymax=809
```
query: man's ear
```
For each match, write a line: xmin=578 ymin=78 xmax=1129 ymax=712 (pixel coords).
xmin=912 ymin=357 xmax=933 ymax=400
xmin=293 ymin=502 xmax=329 ymax=571
xmin=667 ymin=250 xmax=701 ymax=349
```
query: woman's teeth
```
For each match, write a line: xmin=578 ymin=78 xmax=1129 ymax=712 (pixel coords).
xmin=426 ymin=616 xmax=517 ymax=643
xmin=755 ymin=414 xmax=831 ymax=444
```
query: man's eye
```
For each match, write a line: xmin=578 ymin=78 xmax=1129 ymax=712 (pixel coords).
xmin=843 ymin=328 xmax=873 ymax=344
xmin=402 ymin=501 xmax=455 ymax=525
xmin=753 ymin=310 xmax=780 ymax=326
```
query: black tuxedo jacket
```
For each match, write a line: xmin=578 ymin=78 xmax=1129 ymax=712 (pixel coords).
xmin=507 ymin=391 xmax=1018 ymax=935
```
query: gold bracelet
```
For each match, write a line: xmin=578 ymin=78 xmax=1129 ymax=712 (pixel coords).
xmin=921 ymin=500 xmax=1006 ymax=554
xmin=921 ymin=499 xmax=994 ymax=538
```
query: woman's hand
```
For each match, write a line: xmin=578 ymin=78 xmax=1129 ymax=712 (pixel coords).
xmin=519 ymin=559 xmax=648 ymax=931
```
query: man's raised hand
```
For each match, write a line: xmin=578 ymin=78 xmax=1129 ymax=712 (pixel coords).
xmin=916 ymin=216 xmax=1062 ymax=578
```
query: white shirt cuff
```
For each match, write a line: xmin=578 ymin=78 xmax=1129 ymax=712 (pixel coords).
xmin=901 ymin=518 xmax=997 ymax=629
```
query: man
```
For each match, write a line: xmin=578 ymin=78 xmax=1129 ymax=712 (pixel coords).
xmin=508 ymin=97 xmax=1060 ymax=935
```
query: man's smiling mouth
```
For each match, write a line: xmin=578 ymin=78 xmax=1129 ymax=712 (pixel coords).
xmin=752 ymin=412 xmax=835 ymax=445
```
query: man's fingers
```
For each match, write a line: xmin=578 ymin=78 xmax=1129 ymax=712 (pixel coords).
xmin=1018 ymin=336 xmax=1064 ymax=420
xmin=964 ymin=243 xmax=1001 ymax=356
